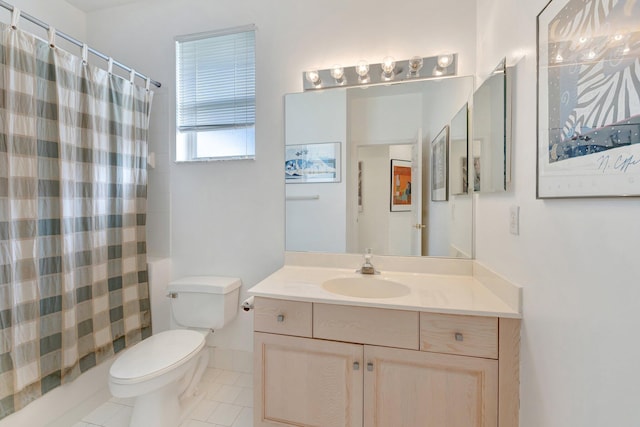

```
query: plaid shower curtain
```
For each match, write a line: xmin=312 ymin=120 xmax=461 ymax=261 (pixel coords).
xmin=0 ymin=19 xmax=153 ymax=420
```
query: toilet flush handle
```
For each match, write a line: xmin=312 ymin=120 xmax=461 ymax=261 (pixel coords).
xmin=167 ymin=292 xmax=178 ymax=299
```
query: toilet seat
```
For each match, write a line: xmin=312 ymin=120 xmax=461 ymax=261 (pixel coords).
xmin=110 ymin=329 xmax=205 ymax=385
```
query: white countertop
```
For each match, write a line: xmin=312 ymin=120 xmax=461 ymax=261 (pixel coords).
xmin=248 ymin=265 xmax=521 ymax=318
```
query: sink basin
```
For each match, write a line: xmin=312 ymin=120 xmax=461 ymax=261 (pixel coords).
xmin=321 ymin=277 xmax=410 ymax=299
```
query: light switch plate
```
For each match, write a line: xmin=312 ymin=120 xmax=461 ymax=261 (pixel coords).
xmin=509 ymin=205 xmax=520 ymax=235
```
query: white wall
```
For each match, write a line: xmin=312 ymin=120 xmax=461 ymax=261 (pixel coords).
xmin=476 ymin=1 xmax=640 ymax=426
xmin=5 ymin=0 xmax=86 ymax=43
xmin=84 ymin=0 xmax=477 ymax=352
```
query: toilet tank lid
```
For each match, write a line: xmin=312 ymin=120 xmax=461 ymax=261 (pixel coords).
xmin=167 ymin=276 xmax=241 ymax=294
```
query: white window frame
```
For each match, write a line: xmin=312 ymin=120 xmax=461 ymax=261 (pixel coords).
xmin=175 ymin=25 xmax=256 ymax=162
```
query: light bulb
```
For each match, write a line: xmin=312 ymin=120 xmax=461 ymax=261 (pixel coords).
xmin=355 ymin=60 xmax=369 ymax=77
xmin=555 ymin=53 xmax=564 ymax=63
xmin=330 ymin=65 xmax=345 ymax=82
xmin=356 ymin=60 xmax=370 ymax=83
xmin=381 ymin=56 xmax=396 ymax=77
xmin=305 ymin=70 xmax=321 ymax=86
xmin=408 ymin=56 xmax=424 ymax=75
xmin=437 ymin=54 xmax=453 ymax=68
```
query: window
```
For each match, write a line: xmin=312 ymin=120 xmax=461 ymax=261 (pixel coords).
xmin=176 ymin=26 xmax=256 ymax=161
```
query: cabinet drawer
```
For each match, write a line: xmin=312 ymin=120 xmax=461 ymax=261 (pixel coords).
xmin=420 ymin=313 xmax=498 ymax=359
xmin=314 ymin=303 xmax=419 ymax=350
xmin=254 ymin=297 xmax=312 ymax=337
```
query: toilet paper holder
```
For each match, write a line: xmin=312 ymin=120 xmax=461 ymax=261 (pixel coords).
xmin=242 ymin=296 xmax=254 ymax=312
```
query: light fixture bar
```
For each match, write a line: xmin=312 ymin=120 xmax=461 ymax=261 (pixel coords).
xmin=302 ymin=54 xmax=457 ymax=91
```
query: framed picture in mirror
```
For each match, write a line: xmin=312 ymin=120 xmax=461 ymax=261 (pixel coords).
xmin=390 ymin=159 xmax=412 ymax=212
xmin=450 ymin=103 xmax=469 ymax=195
xmin=537 ymin=0 xmax=640 ymax=198
xmin=431 ymin=126 xmax=449 ymax=201
xmin=285 ymin=142 xmax=341 ymax=183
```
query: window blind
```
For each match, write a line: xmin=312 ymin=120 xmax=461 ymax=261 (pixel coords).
xmin=176 ymin=28 xmax=256 ymax=132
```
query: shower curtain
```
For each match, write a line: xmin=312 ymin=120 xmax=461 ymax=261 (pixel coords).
xmin=0 ymin=18 xmax=153 ymax=420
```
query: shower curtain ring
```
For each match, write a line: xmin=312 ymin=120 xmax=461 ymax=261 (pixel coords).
xmin=48 ymin=26 xmax=56 ymax=48
xmin=10 ymin=7 xmax=21 ymax=30
xmin=82 ymin=44 xmax=89 ymax=65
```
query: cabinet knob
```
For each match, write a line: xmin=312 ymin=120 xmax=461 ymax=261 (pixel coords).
xmin=353 ymin=362 xmax=360 ymax=371
xmin=367 ymin=362 xmax=374 ymax=372
xmin=277 ymin=314 xmax=285 ymax=323
xmin=454 ymin=332 xmax=464 ymax=342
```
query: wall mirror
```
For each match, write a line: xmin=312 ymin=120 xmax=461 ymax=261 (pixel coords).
xmin=472 ymin=58 xmax=511 ymax=192
xmin=285 ymin=76 xmax=474 ymax=258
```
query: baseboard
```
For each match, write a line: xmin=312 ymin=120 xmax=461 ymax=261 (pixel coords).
xmin=208 ymin=347 xmax=253 ymax=373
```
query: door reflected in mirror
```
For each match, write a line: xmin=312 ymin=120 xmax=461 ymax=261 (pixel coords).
xmin=285 ymin=77 xmax=474 ymax=258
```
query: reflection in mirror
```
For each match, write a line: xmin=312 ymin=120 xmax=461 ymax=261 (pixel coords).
xmin=450 ymin=104 xmax=469 ymax=196
xmin=285 ymin=76 xmax=474 ymax=258
xmin=448 ymin=104 xmax=472 ymax=258
xmin=472 ymin=58 xmax=510 ymax=192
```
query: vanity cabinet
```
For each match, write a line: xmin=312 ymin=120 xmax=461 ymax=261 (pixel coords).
xmin=253 ymin=297 xmax=520 ymax=427
xmin=363 ymin=345 xmax=497 ymax=426
xmin=254 ymin=332 xmax=363 ymax=426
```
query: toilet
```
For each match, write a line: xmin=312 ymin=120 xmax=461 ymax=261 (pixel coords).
xmin=108 ymin=276 xmax=241 ymax=427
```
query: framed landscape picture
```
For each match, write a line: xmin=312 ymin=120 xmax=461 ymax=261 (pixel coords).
xmin=285 ymin=142 xmax=341 ymax=183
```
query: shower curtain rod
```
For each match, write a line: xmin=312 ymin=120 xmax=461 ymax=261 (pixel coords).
xmin=0 ymin=0 xmax=161 ymax=88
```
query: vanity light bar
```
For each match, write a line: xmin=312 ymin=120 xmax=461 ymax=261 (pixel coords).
xmin=302 ymin=54 xmax=458 ymax=91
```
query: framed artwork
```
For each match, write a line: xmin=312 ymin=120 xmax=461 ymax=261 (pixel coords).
xmin=537 ymin=0 xmax=640 ymax=198
xmin=459 ymin=157 xmax=469 ymax=195
xmin=473 ymin=156 xmax=481 ymax=192
xmin=431 ymin=126 xmax=449 ymax=201
xmin=450 ymin=103 xmax=469 ymax=196
xmin=390 ymin=159 xmax=412 ymax=212
xmin=285 ymin=142 xmax=341 ymax=183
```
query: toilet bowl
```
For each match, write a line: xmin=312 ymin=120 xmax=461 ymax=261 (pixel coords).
xmin=108 ymin=276 xmax=241 ymax=427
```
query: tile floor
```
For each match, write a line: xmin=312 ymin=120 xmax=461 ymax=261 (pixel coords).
xmin=71 ymin=368 xmax=253 ymax=427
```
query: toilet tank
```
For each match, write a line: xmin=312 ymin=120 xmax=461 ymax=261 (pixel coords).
xmin=167 ymin=276 xmax=241 ymax=330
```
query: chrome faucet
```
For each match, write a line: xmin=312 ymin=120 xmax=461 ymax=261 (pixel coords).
xmin=357 ymin=249 xmax=379 ymax=275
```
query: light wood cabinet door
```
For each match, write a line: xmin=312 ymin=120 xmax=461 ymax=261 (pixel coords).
xmin=254 ymin=332 xmax=363 ymax=427
xmin=363 ymin=345 xmax=498 ymax=427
